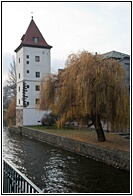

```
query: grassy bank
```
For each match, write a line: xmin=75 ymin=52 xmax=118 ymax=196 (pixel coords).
xmin=27 ymin=126 xmax=130 ymax=152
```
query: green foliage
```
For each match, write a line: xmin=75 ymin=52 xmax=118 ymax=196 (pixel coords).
xmin=41 ymin=112 xmax=56 ymax=127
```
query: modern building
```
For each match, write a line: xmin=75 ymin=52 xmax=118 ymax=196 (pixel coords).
xmin=102 ymin=50 xmax=130 ymax=92
xmin=15 ymin=18 xmax=52 ymax=126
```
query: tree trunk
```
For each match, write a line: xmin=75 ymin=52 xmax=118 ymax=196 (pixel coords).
xmin=91 ymin=115 xmax=106 ymax=142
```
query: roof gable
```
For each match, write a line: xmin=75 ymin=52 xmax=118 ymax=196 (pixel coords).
xmin=102 ymin=50 xmax=129 ymax=59
xmin=15 ymin=19 xmax=52 ymax=52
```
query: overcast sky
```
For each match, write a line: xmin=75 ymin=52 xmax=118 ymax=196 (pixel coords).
xmin=2 ymin=2 xmax=131 ymax=83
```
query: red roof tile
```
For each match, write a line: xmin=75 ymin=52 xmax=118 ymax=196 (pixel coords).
xmin=15 ymin=19 xmax=52 ymax=52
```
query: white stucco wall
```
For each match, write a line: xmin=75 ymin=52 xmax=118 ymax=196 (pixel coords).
xmin=16 ymin=47 xmax=24 ymax=82
xmin=16 ymin=46 xmax=51 ymax=125
xmin=24 ymin=81 xmax=40 ymax=108
xmin=16 ymin=47 xmax=24 ymax=106
xmin=23 ymin=108 xmax=44 ymax=125
xmin=23 ymin=47 xmax=51 ymax=80
xmin=16 ymin=82 xmax=23 ymax=106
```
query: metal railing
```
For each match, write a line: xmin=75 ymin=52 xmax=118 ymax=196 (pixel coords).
xmin=3 ymin=159 xmax=42 ymax=193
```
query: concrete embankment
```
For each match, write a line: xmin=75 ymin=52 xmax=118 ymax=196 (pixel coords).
xmin=9 ymin=126 xmax=130 ymax=171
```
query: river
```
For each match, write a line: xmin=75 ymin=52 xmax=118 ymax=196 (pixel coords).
xmin=3 ymin=127 xmax=130 ymax=193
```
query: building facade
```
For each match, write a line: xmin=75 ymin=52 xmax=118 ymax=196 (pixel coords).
xmin=102 ymin=50 xmax=130 ymax=92
xmin=15 ymin=18 xmax=52 ymax=126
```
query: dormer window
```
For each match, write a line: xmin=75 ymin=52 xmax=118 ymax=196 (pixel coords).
xmin=33 ymin=37 xmax=39 ymax=43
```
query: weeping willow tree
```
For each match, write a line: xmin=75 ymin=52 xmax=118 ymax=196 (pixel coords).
xmin=40 ymin=51 xmax=130 ymax=142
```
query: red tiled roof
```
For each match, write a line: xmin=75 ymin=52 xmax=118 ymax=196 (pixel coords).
xmin=15 ymin=19 xmax=52 ymax=52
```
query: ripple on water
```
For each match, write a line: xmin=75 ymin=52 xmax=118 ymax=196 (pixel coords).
xmin=3 ymin=128 xmax=130 ymax=193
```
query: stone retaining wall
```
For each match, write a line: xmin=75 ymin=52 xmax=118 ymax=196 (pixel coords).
xmin=9 ymin=126 xmax=130 ymax=171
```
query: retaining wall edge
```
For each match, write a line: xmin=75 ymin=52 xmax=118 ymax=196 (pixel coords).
xmin=9 ymin=126 xmax=130 ymax=171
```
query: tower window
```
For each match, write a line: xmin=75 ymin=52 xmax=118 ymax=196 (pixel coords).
xmin=35 ymin=85 xmax=40 ymax=91
xmin=19 ymin=99 xmax=20 ymax=104
xmin=36 ymin=72 xmax=40 ymax=78
xmin=19 ymin=86 xmax=20 ymax=92
xmin=19 ymin=73 xmax=20 ymax=79
xmin=27 ymin=102 xmax=29 ymax=106
xmin=27 ymin=70 xmax=29 ymax=74
xmin=26 ymin=61 xmax=29 ymax=64
xmin=35 ymin=99 xmax=40 ymax=105
xmin=19 ymin=58 xmax=20 ymax=63
xmin=35 ymin=56 xmax=40 ymax=62
xmin=26 ymin=55 xmax=29 ymax=58
xmin=27 ymin=85 xmax=29 ymax=88
xmin=33 ymin=37 xmax=39 ymax=43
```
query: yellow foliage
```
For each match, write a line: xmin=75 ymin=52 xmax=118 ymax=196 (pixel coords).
xmin=4 ymin=96 xmax=16 ymax=126
xmin=39 ymin=51 xmax=130 ymax=132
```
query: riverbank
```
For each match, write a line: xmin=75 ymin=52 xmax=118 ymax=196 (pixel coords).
xmin=9 ymin=126 xmax=130 ymax=171
xmin=28 ymin=126 xmax=130 ymax=152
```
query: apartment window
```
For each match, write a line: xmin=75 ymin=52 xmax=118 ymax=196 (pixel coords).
xmin=33 ymin=37 xmax=39 ymax=43
xmin=19 ymin=99 xmax=20 ymax=104
xmin=19 ymin=73 xmax=20 ymax=79
xmin=27 ymin=85 xmax=29 ymax=88
xmin=26 ymin=61 xmax=29 ymax=64
xmin=36 ymin=72 xmax=40 ymax=78
xmin=27 ymin=102 xmax=29 ymax=106
xmin=19 ymin=86 xmax=20 ymax=92
xmin=35 ymin=85 xmax=40 ymax=91
xmin=19 ymin=58 xmax=20 ymax=63
xmin=35 ymin=56 xmax=40 ymax=62
xmin=26 ymin=55 xmax=29 ymax=58
xmin=27 ymin=70 xmax=29 ymax=74
xmin=35 ymin=99 xmax=40 ymax=105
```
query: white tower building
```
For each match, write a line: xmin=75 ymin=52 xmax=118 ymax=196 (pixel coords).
xmin=15 ymin=18 xmax=52 ymax=126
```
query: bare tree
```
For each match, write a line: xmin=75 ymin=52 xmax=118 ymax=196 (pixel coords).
xmin=3 ymin=56 xmax=16 ymax=109
xmin=6 ymin=56 xmax=16 ymax=97
xmin=3 ymin=56 xmax=17 ymax=126
xmin=3 ymin=85 xmax=12 ymax=109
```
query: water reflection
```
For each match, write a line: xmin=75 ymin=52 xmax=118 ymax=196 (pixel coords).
xmin=3 ymin=127 xmax=130 ymax=193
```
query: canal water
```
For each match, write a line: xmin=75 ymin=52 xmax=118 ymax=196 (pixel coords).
xmin=3 ymin=127 xmax=130 ymax=193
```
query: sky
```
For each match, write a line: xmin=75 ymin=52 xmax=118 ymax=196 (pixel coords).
xmin=2 ymin=1 xmax=131 ymax=83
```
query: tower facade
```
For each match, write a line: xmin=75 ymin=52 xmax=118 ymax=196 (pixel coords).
xmin=15 ymin=19 xmax=52 ymax=126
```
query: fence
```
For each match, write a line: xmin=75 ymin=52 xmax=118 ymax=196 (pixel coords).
xmin=3 ymin=159 xmax=42 ymax=193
